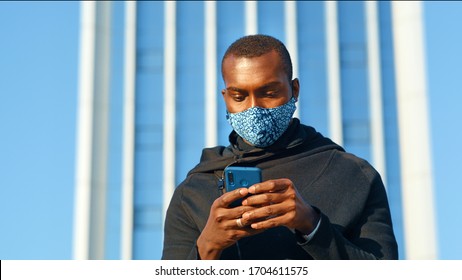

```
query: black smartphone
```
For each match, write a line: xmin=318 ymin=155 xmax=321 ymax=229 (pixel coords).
xmin=224 ymin=166 xmax=262 ymax=207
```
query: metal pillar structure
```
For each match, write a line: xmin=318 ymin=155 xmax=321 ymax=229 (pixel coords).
xmin=73 ymin=1 xmax=111 ymax=260
xmin=392 ymin=1 xmax=438 ymax=259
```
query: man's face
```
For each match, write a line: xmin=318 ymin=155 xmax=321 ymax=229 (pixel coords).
xmin=221 ymin=50 xmax=299 ymax=113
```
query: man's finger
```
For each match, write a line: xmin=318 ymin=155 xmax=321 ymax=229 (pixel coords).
xmin=218 ymin=188 xmax=249 ymax=207
xmin=248 ymin=178 xmax=292 ymax=194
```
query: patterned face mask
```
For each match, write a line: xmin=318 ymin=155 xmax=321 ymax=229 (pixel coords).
xmin=226 ymin=97 xmax=297 ymax=147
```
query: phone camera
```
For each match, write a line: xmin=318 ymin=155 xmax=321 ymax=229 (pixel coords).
xmin=227 ymin=171 xmax=234 ymax=185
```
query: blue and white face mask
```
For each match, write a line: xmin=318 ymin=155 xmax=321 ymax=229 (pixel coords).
xmin=226 ymin=97 xmax=297 ymax=147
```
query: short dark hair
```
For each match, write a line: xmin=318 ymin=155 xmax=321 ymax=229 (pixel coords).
xmin=221 ymin=34 xmax=293 ymax=81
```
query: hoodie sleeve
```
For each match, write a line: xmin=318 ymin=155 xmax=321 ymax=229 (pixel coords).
xmin=161 ymin=184 xmax=201 ymax=260
xmin=299 ymin=167 xmax=399 ymax=260
xmin=161 ymin=172 xmax=221 ymax=260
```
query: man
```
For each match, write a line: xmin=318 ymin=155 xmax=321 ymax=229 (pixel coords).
xmin=162 ymin=34 xmax=398 ymax=260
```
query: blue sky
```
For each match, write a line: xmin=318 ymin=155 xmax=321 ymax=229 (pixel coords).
xmin=0 ymin=2 xmax=78 ymax=259
xmin=425 ymin=2 xmax=462 ymax=259
xmin=0 ymin=1 xmax=461 ymax=259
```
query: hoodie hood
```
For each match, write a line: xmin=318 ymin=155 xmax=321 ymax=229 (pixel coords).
xmin=188 ymin=118 xmax=343 ymax=175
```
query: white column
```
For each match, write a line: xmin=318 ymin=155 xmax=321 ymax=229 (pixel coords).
xmin=162 ymin=1 xmax=177 ymax=222
xmin=245 ymin=1 xmax=258 ymax=35
xmin=120 ymin=0 xmax=137 ymax=260
xmin=365 ymin=1 xmax=387 ymax=188
xmin=325 ymin=1 xmax=343 ymax=146
xmin=205 ymin=1 xmax=217 ymax=148
xmin=73 ymin=1 xmax=111 ymax=260
xmin=73 ymin=0 xmax=96 ymax=260
xmin=391 ymin=1 xmax=437 ymax=259
xmin=285 ymin=1 xmax=300 ymax=119
xmin=91 ymin=0 xmax=111 ymax=260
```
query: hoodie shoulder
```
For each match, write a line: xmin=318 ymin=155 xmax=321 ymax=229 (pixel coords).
xmin=187 ymin=145 xmax=235 ymax=176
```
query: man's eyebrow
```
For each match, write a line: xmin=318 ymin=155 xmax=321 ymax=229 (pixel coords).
xmin=225 ymin=86 xmax=245 ymax=93
xmin=226 ymin=81 xmax=283 ymax=93
xmin=257 ymin=81 xmax=283 ymax=90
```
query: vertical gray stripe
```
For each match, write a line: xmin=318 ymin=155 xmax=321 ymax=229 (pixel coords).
xmin=205 ymin=1 xmax=218 ymax=147
xmin=162 ymin=1 xmax=177 ymax=223
xmin=391 ymin=1 xmax=437 ymax=259
xmin=325 ymin=1 xmax=343 ymax=145
xmin=121 ymin=0 xmax=137 ymax=260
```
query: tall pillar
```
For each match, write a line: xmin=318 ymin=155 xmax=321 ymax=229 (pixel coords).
xmin=391 ymin=1 xmax=437 ymax=259
xmin=73 ymin=1 xmax=112 ymax=260
xmin=120 ymin=0 xmax=137 ymax=260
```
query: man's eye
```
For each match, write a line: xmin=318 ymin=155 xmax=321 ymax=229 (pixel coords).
xmin=264 ymin=90 xmax=278 ymax=96
xmin=232 ymin=95 xmax=245 ymax=101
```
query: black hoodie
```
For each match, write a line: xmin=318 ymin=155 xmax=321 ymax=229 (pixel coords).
xmin=162 ymin=118 xmax=398 ymax=259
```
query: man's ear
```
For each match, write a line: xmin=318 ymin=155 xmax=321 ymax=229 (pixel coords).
xmin=292 ymin=78 xmax=300 ymax=101
xmin=221 ymin=89 xmax=226 ymax=98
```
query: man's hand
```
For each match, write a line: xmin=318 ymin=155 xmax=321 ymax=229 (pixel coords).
xmin=196 ymin=188 xmax=263 ymax=260
xmin=241 ymin=178 xmax=320 ymax=235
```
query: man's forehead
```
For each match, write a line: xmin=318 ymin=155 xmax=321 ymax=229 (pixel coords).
xmin=223 ymin=51 xmax=281 ymax=71
xmin=225 ymin=80 xmax=284 ymax=92
xmin=223 ymin=50 xmax=280 ymax=63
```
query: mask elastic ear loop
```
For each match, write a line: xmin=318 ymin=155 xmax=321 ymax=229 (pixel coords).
xmin=290 ymin=79 xmax=297 ymax=102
